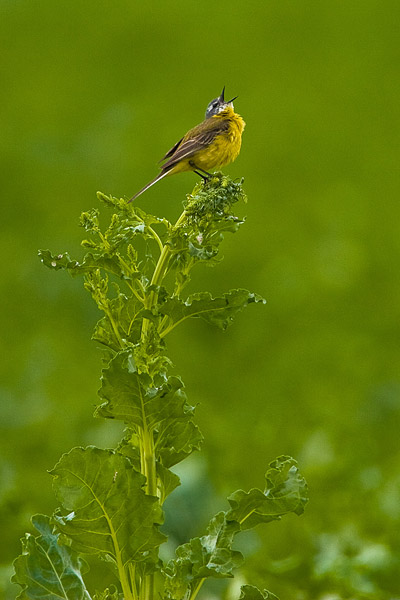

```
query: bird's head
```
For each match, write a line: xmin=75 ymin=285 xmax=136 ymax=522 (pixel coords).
xmin=205 ymin=86 xmax=238 ymax=118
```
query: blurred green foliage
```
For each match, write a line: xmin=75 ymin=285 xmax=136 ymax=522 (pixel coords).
xmin=1 ymin=1 xmax=399 ymax=599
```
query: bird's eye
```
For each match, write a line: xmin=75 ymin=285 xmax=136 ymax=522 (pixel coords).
xmin=206 ymin=99 xmax=221 ymax=117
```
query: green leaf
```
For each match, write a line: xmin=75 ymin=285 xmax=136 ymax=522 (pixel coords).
xmin=91 ymin=293 xmax=146 ymax=351
xmin=164 ymin=512 xmax=243 ymax=599
xmin=96 ymin=352 xmax=185 ymax=427
xmin=39 ymin=249 xmax=78 ymax=272
xmin=96 ymin=191 xmax=169 ymax=229
xmin=227 ymin=456 xmax=308 ymax=530
xmin=184 ymin=173 xmax=247 ymax=223
xmin=39 ymin=200 xmax=168 ymax=285
xmin=116 ymin=432 xmax=141 ymax=472
xmin=156 ymin=463 xmax=181 ymax=502
xmin=163 ymin=458 xmax=307 ymax=599
xmin=159 ymin=289 xmax=266 ymax=333
xmin=92 ymin=587 xmax=120 ymax=600
xmin=50 ymin=447 xmax=166 ymax=568
xmin=155 ymin=416 xmax=203 ymax=468
xmin=38 ymin=249 xmax=123 ymax=278
xmin=191 ymin=512 xmax=243 ymax=577
xmin=96 ymin=351 xmax=203 ymax=466
xmin=239 ymin=584 xmax=279 ymax=600
xmin=162 ymin=174 xmax=246 ymax=279
xmin=12 ymin=514 xmax=90 ymax=600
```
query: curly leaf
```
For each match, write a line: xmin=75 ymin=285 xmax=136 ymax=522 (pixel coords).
xmin=163 ymin=458 xmax=307 ymax=599
xmin=50 ymin=447 xmax=166 ymax=568
xmin=38 ymin=249 xmax=123 ymax=278
xmin=12 ymin=514 xmax=90 ymax=600
xmin=164 ymin=512 xmax=243 ymax=599
xmin=227 ymin=456 xmax=308 ymax=530
xmin=92 ymin=587 xmax=119 ymax=600
xmin=96 ymin=351 xmax=203 ymax=466
xmin=239 ymin=584 xmax=279 ymax=600
xmin=155 ymin=416 xmax=203 ymax=468
xmin=91 ymin=294 xmax=145 ymax=351
xmin=156 ymin=463 xmax=181 ymax=502
xmin=96 ymin=351 xmax=184 ymax=426
xmin=159 ymin=289 xmax=266 ymax=333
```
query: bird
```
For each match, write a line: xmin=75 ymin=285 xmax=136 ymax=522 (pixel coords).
xmin=128 ymin=87 xmax=245 ymax=202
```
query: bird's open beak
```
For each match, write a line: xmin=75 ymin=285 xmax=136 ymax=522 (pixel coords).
xmin=220 ymin=87 xmax=237 ymax=105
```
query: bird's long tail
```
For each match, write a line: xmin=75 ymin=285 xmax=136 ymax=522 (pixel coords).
xmin=128 ymin=170 xmax=169 ymax=203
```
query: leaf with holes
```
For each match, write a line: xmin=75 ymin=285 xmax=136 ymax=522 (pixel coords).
xmin=50 ymin=446 xmax=166 ymax=569
xmin=159 ymin=289 xmax=266 ymax=333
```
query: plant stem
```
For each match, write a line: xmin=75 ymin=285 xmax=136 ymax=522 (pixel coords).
xmin=104 ymin=303 xmax=125 ymax=349
xmin=144 ymin=572 xmax=154 ymax=600
xmin=105 ymin=511 xmax=134 ymax=600
xmin=142 ymin=429 xmax=157 ymax=496
xmin=141 ymin=209 xmax=187 ymax=339
xmin=189 ymin=578 xmax=205 ymax=600
xmin=128 ymin=564 xmax=138 ymax=600
xmin=147 ymin=225 xmax=164 ymax=254
xmin=141 ymin=244 xmax=170 ymax=339
xmin=137 ymin=209 xmax=188 ymax=600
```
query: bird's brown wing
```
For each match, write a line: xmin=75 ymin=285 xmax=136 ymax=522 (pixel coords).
xmin=160 ymin=118 xmax=230 ymax=172
xmin=160 ymin=137 xmax=184 ymax=161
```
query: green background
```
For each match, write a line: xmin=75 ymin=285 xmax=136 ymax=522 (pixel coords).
xmin=1 ymin=1 xmax=399 ymax=598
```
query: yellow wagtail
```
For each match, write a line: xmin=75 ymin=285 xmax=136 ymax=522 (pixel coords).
xmin=129 ymin=87 xmax=245 ymax=202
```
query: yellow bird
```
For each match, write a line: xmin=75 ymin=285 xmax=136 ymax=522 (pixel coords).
xmin=129 ymin=87 xmax=245 ymax=202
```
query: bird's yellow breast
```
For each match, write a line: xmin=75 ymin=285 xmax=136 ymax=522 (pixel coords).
xmin=195 ymin=108 xmax=245 ymax=171
xmin=170 ymin=107 xmax=245 ymax=175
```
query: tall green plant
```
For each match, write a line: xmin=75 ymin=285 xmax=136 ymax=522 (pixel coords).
xmin=12 ymin=174 xmax=308 ymax=600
